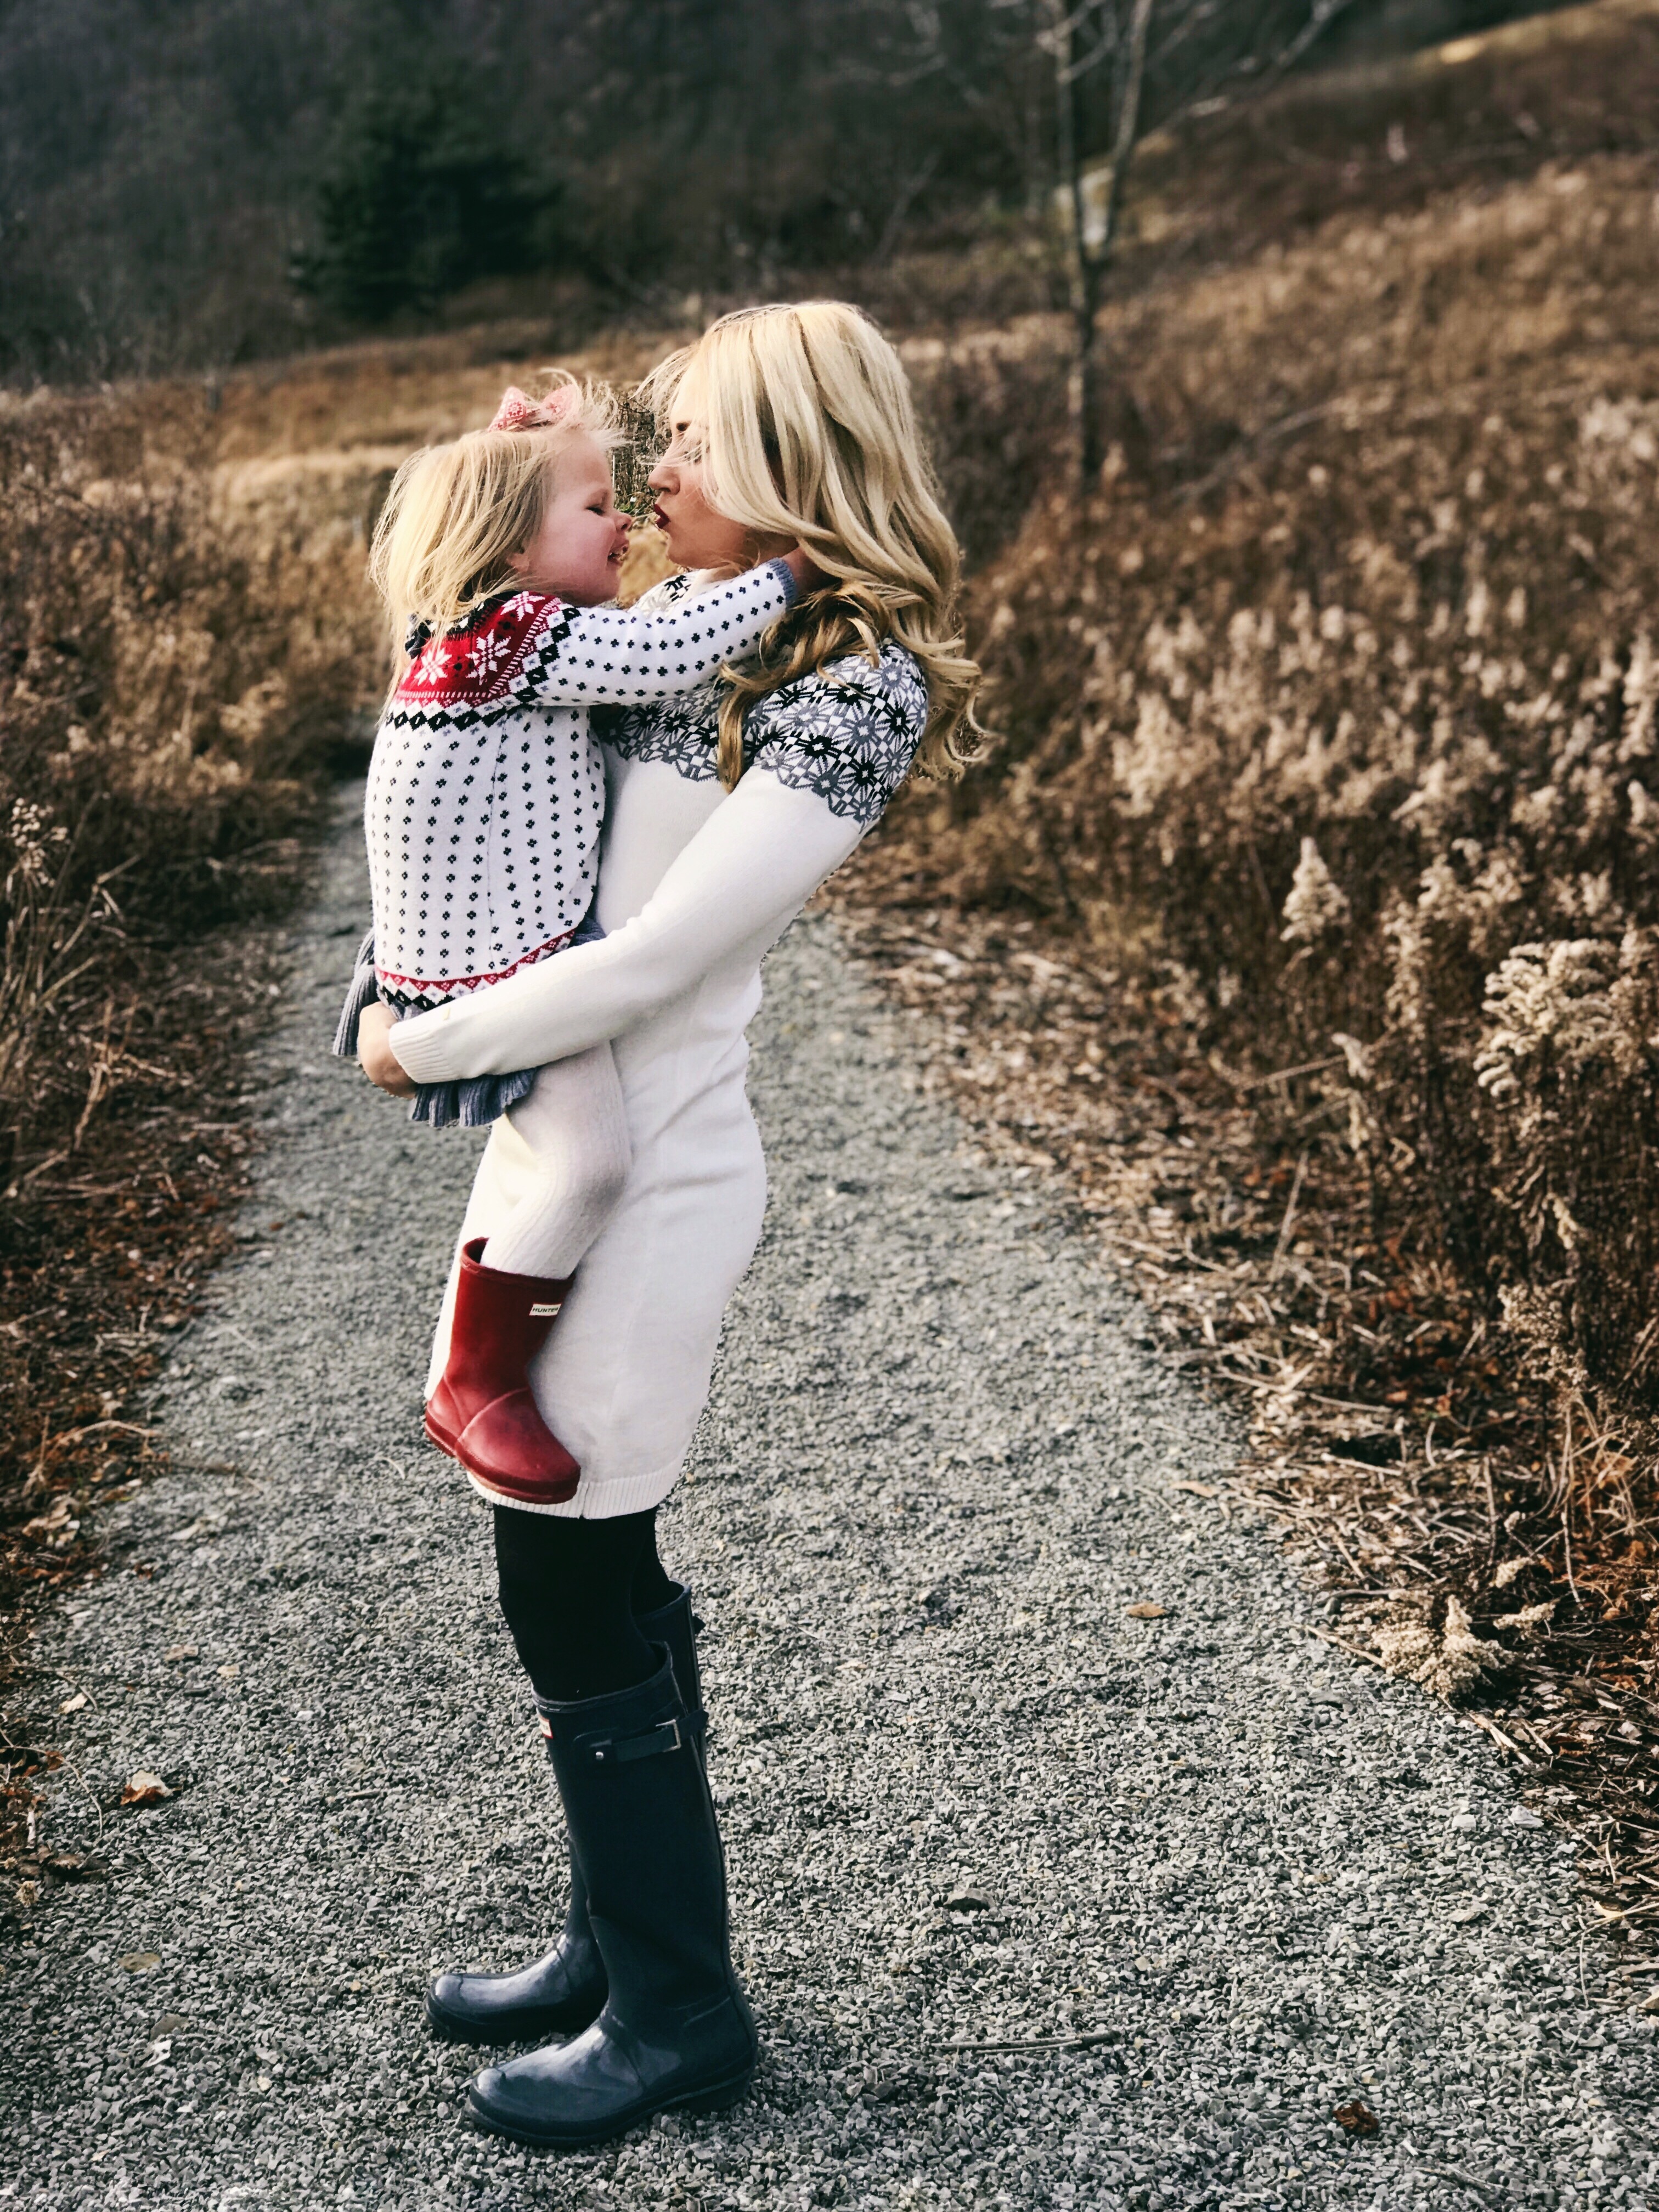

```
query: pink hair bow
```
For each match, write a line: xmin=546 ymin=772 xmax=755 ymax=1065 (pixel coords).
xmin=489 ymin=384 xmax=578 ymax=432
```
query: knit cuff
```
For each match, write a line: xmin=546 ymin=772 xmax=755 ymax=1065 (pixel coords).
xmin=767 ymin=556 xmax=799 ymax=608
xmin=385 ymin=1004 xmax=465 ymax=1087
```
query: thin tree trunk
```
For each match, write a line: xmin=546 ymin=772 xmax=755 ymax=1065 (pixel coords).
xmin=1052 ymin=2 xmax=1090 ymax=493
xmin=1075 ymin=0 xmax=1154 ymax=489
xmin=1050 ymin=0 xmax=1351 ymax=493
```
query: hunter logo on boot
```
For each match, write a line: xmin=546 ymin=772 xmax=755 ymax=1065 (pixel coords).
xmin=529 ymin=1301 xmax=562 ymax=1317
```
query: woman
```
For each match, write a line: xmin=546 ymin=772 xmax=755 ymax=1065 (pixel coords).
xmin=358 ymin=300 xmax=979 ymax=2149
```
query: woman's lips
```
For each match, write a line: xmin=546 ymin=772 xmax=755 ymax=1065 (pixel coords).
xmin=652 ymin=504 xmax=670 ymax=530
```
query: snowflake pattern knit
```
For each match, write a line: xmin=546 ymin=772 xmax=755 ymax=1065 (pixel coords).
xmin=598 ymin=574 xmax=929 ymax=826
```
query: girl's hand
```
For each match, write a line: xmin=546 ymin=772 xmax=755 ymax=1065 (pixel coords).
xmin=784 ymin=545 xmax=828 ymax=593
xmin=358 ymin=1002 xmax=417 ymax=1097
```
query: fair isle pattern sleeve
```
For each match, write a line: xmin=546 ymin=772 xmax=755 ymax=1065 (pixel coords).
xmin=742 ymin=642 xmax=928 ymax=825
xmin=600 ymin=634 xmax=929 ymax=820
xmin=595 ymin=574 xmax=726 ymax=784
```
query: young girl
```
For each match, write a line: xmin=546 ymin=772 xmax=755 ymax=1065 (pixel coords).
xmin=334 ymin=374 xmax=812 ymax=1509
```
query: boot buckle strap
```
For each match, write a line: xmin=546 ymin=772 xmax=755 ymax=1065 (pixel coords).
xmin=581 ymin=1715 xmax=685 ymax=1767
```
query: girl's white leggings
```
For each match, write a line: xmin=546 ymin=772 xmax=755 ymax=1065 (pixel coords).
xmin=478 ymin=1043 xmax=631 ymax=1280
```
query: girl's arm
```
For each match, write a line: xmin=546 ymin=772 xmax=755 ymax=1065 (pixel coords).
xmin=386 ymin=769 xmax=861 ymax=1084
xmin=518 ymin=557 xmax=800 ymax=708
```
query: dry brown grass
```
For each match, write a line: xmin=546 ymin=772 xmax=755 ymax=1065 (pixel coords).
xmin=1119 ymin=0 xmax=1659 ymax=276
xmin=928 ymin=137 xmax=1659 ymax=1446
xmin=832 ymin=58 xmax=1659 ymax=1933
xmin=0 ymin=385 xmax=384 ymax=1855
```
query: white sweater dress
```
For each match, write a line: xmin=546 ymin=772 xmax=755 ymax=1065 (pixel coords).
xmin=390 ymin=571 xmax=930 ymax=1516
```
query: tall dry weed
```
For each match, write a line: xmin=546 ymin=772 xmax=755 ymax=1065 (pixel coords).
xmin=0 ymin=393 xmax=370 ymax=1173
xmin=876 ymin=151 xmax=1659 ymax=1548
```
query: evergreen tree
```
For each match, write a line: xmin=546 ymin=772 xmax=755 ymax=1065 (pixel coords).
xmin=295 ymin=72 xmax=560 ymax=320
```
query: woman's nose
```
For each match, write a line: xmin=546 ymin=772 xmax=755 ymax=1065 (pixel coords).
xmin=647 ymin=460 xmax=674 ymax=494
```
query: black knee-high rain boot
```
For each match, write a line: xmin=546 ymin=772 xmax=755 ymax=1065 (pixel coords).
xmin=639 ymin=1585 xmax=707 ymax=1753
xmin=425 ymin=1588 xmax=705 ymax=2044
xmin=464 ymin=1647 xmax=755 ymax=2147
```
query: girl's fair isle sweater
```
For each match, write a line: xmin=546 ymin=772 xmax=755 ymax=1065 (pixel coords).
xmin=363 ymin=558 xmax=797 ymax=1012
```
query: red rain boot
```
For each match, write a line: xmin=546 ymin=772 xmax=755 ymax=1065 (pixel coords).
xmin=425 ymin=1238 xmax=580 ymax=1505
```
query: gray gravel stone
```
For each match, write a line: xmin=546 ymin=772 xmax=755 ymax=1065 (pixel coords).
xmin=3 ymin=798 xmax=1657 ymax=2210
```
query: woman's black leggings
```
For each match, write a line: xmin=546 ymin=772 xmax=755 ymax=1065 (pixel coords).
xmin=493 ymin=1502 xmax=678 ymax=1703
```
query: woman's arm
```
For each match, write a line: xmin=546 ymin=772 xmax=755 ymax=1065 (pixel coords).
xmin=520 ymin=557 xmax=800 ymax=708
xmin=387 ymin=770 xmax=861 ymax=1085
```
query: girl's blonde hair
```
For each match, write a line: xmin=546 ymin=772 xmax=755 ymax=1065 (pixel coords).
xmin=369 ymin=370 xmax=620 ymax=652
xmin=645 ymin=303 xmax=980 ymax=789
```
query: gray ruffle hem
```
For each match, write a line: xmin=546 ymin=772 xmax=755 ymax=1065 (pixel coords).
xmin=330 ymin=916 xmax=601 ymax=1128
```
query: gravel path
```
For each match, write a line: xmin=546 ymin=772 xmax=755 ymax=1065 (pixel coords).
xmin=4 ymin=798 xmax=1656 ymax=2212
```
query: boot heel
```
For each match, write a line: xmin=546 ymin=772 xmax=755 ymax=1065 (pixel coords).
xmin=669 ymin=2067 xmax=753 ymax=2116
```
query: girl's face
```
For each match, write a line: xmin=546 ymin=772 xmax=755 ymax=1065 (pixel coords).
xmin=647 ymin=369 xmax=766 ymax=575
xmin=508 ymin=432 xmax=630 ymax=605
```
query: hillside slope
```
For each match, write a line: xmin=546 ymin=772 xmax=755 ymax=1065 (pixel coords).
xmin=834 ymin=1 xmax=1659 ymax=1910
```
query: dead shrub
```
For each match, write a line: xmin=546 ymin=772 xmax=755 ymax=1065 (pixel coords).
xmin=868 ymin=150 xmax=1659 ymax=1561
xmin=0 ymin=391 xmax=370 ymax=1173
xmin=901 ymin=319 xmax=1072 ymax=569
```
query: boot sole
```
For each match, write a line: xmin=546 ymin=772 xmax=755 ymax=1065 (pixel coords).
xmin=462 ymin=2063 xmax=753 ymax=2149
xmin=425 ymin=1985 xmax=603 ymax=2045
xmin=425 ymin=1414 xmax=580 ymax=1507
xmin=459 ymin=1464 xmax=582 ymax=1509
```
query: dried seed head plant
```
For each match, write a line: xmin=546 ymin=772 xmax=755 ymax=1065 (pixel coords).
xmin=833 ymin=127 xmax=1659 ymax=1925
xmin=900 ymin=145 xmax=1659 ymax=1442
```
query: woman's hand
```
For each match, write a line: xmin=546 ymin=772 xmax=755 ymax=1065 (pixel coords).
xmin=358 ymin=1002 xmax=417 ymax=1097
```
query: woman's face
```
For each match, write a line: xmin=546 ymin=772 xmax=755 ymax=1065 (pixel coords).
xmin=646 ymin=368 xmax=757 ymax=576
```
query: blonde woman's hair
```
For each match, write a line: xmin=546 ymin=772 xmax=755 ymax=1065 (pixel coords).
xmin=369 ymin=371 xmax=621 ymax=654
xmin=645 ymin=303 xmax=981 ymax=789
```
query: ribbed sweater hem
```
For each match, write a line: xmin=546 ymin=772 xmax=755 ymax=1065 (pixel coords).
xmin=461 ymin=1456 xmax=681 ymax=1520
